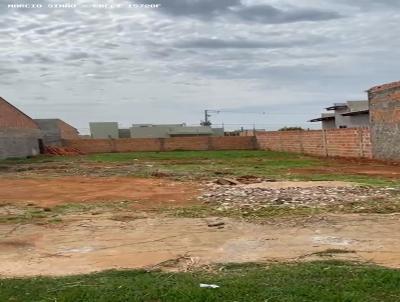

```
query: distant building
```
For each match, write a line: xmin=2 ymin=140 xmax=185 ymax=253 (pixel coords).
xmin=309 ymin=101 xmax=369 ymax=129
xmin=89 ymin=122 xmax=119 ymax=139
xmin=130 ymin=124 xmax=224 ymax=138
xmin=0 ymin=96 xmax=42 ymax=159
xmin=34 ymin=119 xmax=79 ymax=146
xmin=89 ymin=122 xmax=224 ymax=139
xmin=130 ymin=124 xmax=184 ymax=138
xmin=118 ymin=128 xmax=131 ymax=139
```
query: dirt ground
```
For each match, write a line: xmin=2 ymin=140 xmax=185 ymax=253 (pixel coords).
xmin=1 ymin=213 xmax=400 ymax=277
xmin=0 ymin=177 xmax=199 ymax=208
xmin=1 ymin=155 xmax=400 ymax=277
xmin=291 ymin=157 xmax=400 ymax=178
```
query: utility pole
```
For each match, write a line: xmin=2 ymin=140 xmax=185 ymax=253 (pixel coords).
xmin=201 ymin=109 xmax=217 ymax=126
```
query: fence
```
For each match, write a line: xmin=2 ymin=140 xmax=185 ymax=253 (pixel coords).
xmin=62 ymin=136 xmax=258 ymax=153
xmin=62 ymin=129 xmax=372 ymax=159
xmin=256 ymin=128 xmax=372 ymax=159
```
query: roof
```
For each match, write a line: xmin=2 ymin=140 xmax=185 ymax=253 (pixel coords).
xmin=368 ymin=80 xmax=400 ymax=93
xmin=325 ymin=103 xmax=347 ymax=110
xmin=132 ymin=124 xmax=185 ymax=128
xmin=309 ymin=113 xmax=335 ymax=122
xmin=169 ymin=126 xmax=213 ymax=135
xmin=341 ymin=109 xmax=369 ymax=116
xmin=34 ymin=119 xmax=78 ymax=131
xmin=325 ymin=100 xmax=368 ymax=112
xmin=0 ymin=96 xmax=39 ymax=129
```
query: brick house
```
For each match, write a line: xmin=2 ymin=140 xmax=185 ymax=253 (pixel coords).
xmin=0 ymin=96 xmax=42 ymax=159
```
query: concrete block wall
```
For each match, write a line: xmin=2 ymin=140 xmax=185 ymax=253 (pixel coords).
xmin=368 ymin=81 xmax=400 ymax=161
xmin=34 ymin=120 xmax=62 ymax=146
xmin=35 ymin=119 xmax=80 ymax=146
xmin=0 ymin=128 xmax=42 ymax=159
xmin=62 ymin=136 xmax=257 ymax=153
xmin=257 ymin=128 xmax=372 ymax=159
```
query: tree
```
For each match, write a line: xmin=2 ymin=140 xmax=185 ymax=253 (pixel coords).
xmin=278 ymin=126 xmax=304 ymax=131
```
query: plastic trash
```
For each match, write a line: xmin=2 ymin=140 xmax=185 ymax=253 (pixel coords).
xmin=200 ymin=283 xmax=220 ymax=289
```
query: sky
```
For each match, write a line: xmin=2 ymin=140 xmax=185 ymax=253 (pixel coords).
xmin=1 ymin=0 xmax=400 ymax=133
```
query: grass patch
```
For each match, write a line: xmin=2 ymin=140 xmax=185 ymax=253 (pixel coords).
xmin=1 ymin=261 xmax=399 ymax=301
xmin=336 ymin=198 xmax=400 ymax=214
xmin=160 ymin=204 xmax=324 ymax=220
xmin=85 ymin=151 xmax=400 ymax=186
xmin=161 ymin=197 xmax=400 ymax=221
xmin=0 ymin=209 xmax=50 ymax=224
xmin=2 ymin=150 xmax=400 ymax=186
xmin=86 ymin=150 xmax=304 ymax=162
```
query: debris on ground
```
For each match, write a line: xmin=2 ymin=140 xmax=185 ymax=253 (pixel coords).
xmin=200 ymin=284 xmax=220 ymax=289
xmin=235 ymin=175 xmax=269 ymax=184
xmin=151 ymin=171 xmax=171 ymax=178
xmin=200 ymin=181 xmax=400 ymax=210
xmin=214 ymin=178 xmax=241 ymax=186
xmin=207 ymin=221 xmax=225 ymax=228
xmin=44 ymin=146 xmax=85 ymax=156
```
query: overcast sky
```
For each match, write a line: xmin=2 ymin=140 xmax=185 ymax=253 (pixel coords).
xmin=1 ymin=0 xmax=399 ymax=133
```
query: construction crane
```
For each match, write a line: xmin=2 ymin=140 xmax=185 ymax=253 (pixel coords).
xmin=201 ymin=109 xmax=266 ymax=126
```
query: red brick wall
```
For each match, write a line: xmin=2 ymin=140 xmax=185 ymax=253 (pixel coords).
xmin=57 ymin=120 xmax=80 ymax=139
xmin=368 ymin=82 xmax=400 ymax=160
xmin=63 ymin=130 xmax=371 ymax=159
xmin=164 ymin=137 xmax=209 ymax=151
xmin=211 ymin=136 xmax=256 ymax=150
xmin=0 ymin=97 xmax=38 ymax=129
xmin=257 ymin=128 xmax=372 ymax=159
xmin=63 ymin=136 xmax=256 ymax=153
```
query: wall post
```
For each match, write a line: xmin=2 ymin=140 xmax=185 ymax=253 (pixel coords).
xmin=322 ymin=129 xmax=328 ymax=157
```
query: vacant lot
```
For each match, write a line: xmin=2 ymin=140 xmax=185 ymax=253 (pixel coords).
xmin=1 ymin=150 xmax=400 ymax=300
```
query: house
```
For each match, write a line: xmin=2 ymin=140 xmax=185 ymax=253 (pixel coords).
xmin=34 ymin=119 xmax=80 ymax=146
xmin=0 ymin=96 xmax=42 ymax=159
xmin=309 ymin=100 xmax=369 ymax=129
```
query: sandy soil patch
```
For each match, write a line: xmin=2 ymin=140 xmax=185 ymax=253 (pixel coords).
xmin=1 ymin=214 xmax=400 ymax=277
xmin=0 ymin=177 xmax=199 ymax=208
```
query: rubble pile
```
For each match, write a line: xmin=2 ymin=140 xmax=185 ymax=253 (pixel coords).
xmin=44 ymin=146 xmax=85 ymax=156
xmin=199 ymin=179 xmax=399 ymax=210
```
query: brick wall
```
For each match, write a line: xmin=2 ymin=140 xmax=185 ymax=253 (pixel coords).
xmin=64 ymin=131 xmax=371 ymax=159
xmin=63 ymin=136 xmax=257 ymax=153
xmin=368 ymin=81 xmax=400 ymax=160
xmin=257 ymin=128 xmax=372 ymax=159
xmin=0 ymin=97 xmax=41 ymax=159
xmin=0 ymin=97 xmax=38 ymax=129
xmin=57 ymin=120 xmax=80 ymax=139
